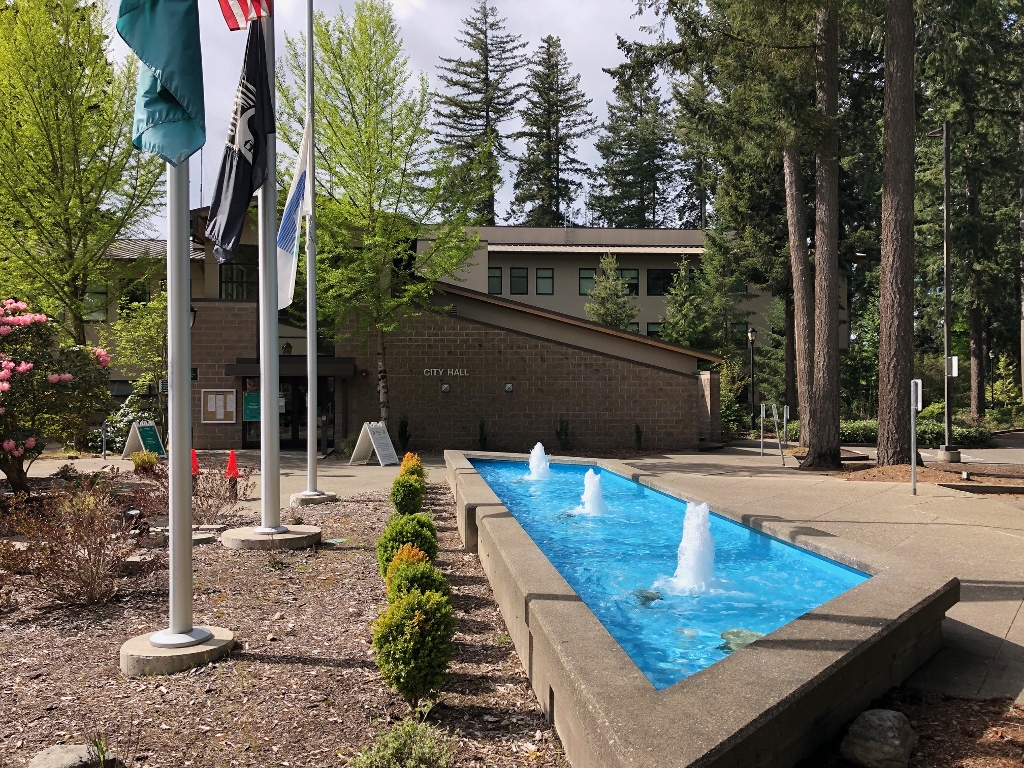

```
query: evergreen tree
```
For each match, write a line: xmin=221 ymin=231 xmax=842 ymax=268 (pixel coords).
xmin=584 ymin=254 xmax=639 ymax=330
xmin=510 ymin=36 xmax=595 ymax=226
xmin=591 ymin=61 xmax=681 ymax=228
xmin=434 ymin=1 xmax=525 ymax=225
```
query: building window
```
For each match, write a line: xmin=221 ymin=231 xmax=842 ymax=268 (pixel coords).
xmin=488 ymin=267 xmax=502 ymax=295
xmin=85 ymin=282 xmax=108 ymax=322
xmin=627 ymin=322 xmax=640 ymax=333
xmin=121 ymin=278 xmax=152 ymax=306
xmin=219 ymin=245 xmax=258 ymax=300
xmin=647 ymin=322 xmax=663 ymax=338
xmin=647 ymin=269 xmax=675 ymax=296
xmin=616 ymin=268 xmax=640 ymax=296
xmin=510 ymin=267 xmax=528 ymax=295
xmin=579 ymin=268 xmax=596 ymax=295
xmin=536 ymin=267 xmax=554 ymax=295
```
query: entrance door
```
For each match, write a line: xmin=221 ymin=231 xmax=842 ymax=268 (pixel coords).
xmin=241 ymin=376 xmax=336 ymax=451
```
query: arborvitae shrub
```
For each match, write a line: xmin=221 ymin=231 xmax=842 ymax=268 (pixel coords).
xmin=385 ymin=543 xmax=430 ymax=584
xmin=390 ymin=474 xmax=425 ymax=516
xmin=385 ymin=560 xmax=451 ymax=604
xmin=376 ymin=514 xmax=438 ymax=577
xmin=371 ymin=589 xmax=456 ymax=707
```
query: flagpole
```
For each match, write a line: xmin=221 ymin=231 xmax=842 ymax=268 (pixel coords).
xmin=303 ymin=0 xmax=322 ymax=495
xmin=255 ymin=14 xmax=285 ymax=535
xmin=151 ymin=160 xmax=212 ymax=648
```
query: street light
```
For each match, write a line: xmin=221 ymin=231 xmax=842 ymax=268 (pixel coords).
xmin=927 ymin=121 xmax=959 ymax=462
xmin=989 ymin=348 xmax=995 ymax=409
xmin=748 ymin=326 xmax=757 ymax=431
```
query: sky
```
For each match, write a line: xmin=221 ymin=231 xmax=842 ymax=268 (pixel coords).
xmin=109 ymin=0 xmax=660 ymax=236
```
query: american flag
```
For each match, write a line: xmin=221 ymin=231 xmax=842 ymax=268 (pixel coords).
xmin=218 ymin=0 xmax=272 ymax=31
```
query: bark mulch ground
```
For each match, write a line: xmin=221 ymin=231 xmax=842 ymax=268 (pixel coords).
xmin=0 ymin=484 xmax=567 ymax=767
xmin=815 ymin=691 xmax=1024 ymax=767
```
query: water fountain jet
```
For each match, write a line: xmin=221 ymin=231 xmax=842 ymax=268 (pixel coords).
xmin=654 ymin=502 xmax=715 ymax=594
xmin=527 ymin=442 xmax=551 ymax=480
xmin=579 ymin=469 xmax=608 ymax=515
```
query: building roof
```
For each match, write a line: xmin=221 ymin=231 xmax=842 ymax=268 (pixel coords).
xmin=106 ymin=238 xmax=205 ymax=261
xmin=486 ymin=244 xmax=703 ymax=254
xmin=473 ymin=225 xmax=705 ymax=249
xmin=440 ymin=282 xmax=723 ymax=365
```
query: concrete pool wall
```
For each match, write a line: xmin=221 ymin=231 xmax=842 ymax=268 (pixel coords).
xmin=445 ymin=450 xmax=960 ymax=768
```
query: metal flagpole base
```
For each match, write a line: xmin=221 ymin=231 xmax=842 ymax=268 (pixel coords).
xmin=150 ymin=626 xmax=214 ymax=648
xmin=253 ymin=525 xmax=289 ymax=535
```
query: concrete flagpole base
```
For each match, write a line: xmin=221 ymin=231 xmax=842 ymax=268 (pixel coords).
xmin=289 ymin=490 xmax=338 ymax=507
xmin=220 ymin=525 xmax=322 ymax=550
xmin=120 ymin=627 xmax=234 ymax=677
xmin=937 ymin=445 xmax=962 ymax=463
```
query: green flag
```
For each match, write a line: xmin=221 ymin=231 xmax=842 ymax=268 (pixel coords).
xmin=116 ymin=0 xmax=206 ymax=166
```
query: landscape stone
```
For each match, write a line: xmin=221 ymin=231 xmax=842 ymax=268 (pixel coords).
xmin=840 ymin=709 xmax=917 ymax=768
xmin=28 ymin=745 xmax=95 ymax=768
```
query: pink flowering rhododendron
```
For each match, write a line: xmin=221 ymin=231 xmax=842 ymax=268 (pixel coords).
xmin=0 ymin=299 xmax=111 ymax=495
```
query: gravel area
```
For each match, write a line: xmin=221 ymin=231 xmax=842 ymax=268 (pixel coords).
xmin=818 ymin=692 xmax=1024 ymax=767
xmin=0 ymin=484 xmax=567 ymax=767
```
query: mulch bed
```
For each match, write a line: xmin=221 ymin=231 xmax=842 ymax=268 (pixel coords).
xmin=0 ymin=484 xmax=567 ymax=767
xmin=836 ymin=461 xmax=1024 ymax=487
xmin=816 ymin=691 xmax=1024 ymax=767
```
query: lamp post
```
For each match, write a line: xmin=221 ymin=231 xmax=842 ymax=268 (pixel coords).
xmin=748 ymin=326 xmax=757 ymax=432
xmin=989 ymin=348 xmax=995 ymax=409
xmin=927 ymin=121 xmax=959 ymax=462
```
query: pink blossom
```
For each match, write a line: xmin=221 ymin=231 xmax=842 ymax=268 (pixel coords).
xmin=11 ymin=448 xmax=22 ymax=457
xmin=0 ymin=370 xmax=9 ymax=382
xmin=14 ymin=362 xmax=32 ymax=373
xmin=0 ymin=361 xmax=13 ymax=370
xmin=92 ymin=348 xmax=111 ymax=367
xmin=0 ymin=382 xmax=9 ymax=392
xmin=1 ymin=439 xmax=14 ymax=452
xmin=46 ymin=374 xmax=60 ymax=384
xmin=59 ymin=373 xmax=73 ymax=382
xmin=24 ymin=437 xmax=36 ymax=449
xmin=0 ymin=327 xmax=11 ymax=336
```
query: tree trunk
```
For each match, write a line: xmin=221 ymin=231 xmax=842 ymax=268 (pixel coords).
xmin=876 ymin=0 xmax=916 ymax=466
xmin=785 ymin=295 xmax=798 ymax=421
xmin=376 ymin=326 xmax=389 ymax=425
xmin=970 ymin=302 xmax=985 ymax=421
xmin=0 ymin=456 xmax=30 ymax=496
xmin=802 ymin=1 xmax=841 ymax=470
xmin=1020 ymin=115 xmax=1024 ymax=398
xmin=783 ymin=145 xmax=814 ymax=448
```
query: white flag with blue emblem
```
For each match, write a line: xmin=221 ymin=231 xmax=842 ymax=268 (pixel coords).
xmin=277 ymin=116 xmax=313 ymax=309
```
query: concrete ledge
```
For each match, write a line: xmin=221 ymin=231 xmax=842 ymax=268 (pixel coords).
xmin=937 ymin=483 xmax=1024 ymax=495
xmin=220 ymin=525 xmax=322 ymax=550
xmin=289 ymin=491 xmax=339 ymax=507
xmin=120 ymin=627 xmax=234 ymax=677
xmin=447 ymin=450 xmax=961 ymax=768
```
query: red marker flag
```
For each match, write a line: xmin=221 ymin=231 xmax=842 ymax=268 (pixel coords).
xmin=218 ymin=0 xmax=272 ymax=31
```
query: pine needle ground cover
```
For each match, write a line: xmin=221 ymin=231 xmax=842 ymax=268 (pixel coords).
xmin=0 ymin=485 xmax=566 ymax=767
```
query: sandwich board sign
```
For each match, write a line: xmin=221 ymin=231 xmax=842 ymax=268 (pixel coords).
xmin=348 ymin=421 xmax=400 ymax=466
xmin=121 ymin=420 xmax=166 ymax=459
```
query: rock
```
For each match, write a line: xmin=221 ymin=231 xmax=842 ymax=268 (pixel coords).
xmin=631 ymin=589 xmax=663 ymax=608
xmin=719 ymin=629 xmax=764 ymax=653
xmin=272 ymin=612 xmax=284 ymax=620
xmin=28 ymin=745 xmax=94 ymax=768
xmin=840 ymin=709 xmax=916 ymax=768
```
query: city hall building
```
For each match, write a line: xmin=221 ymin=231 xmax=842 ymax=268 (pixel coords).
xmin=99 ymin=213 xmax=762 ymax=453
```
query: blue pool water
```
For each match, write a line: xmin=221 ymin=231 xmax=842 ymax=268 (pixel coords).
xmin=472 ymin=459 xmax=869 ymax=690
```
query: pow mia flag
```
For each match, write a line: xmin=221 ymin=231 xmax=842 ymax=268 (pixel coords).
xmin=206 ymin=20 xmax=275 ymax=264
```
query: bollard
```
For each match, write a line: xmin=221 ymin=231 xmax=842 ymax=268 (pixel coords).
xmin=910 ymin=379 xmax=922 ymax=496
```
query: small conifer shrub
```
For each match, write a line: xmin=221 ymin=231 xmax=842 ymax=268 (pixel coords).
xmin=376 ymin=514 xmax=438 ymax=577
xmin=390 ymin=475 xmax=425 ymax=516
xmin=385 ymin=543 xmax=430 ymax=584
xmin=385 ymin=560 xmax=451 ymax=604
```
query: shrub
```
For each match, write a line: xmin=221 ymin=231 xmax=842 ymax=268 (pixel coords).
xmin=919 ymin=401 xmax=945 ymax=421
xmin=386 ymin=561 xmax=451 ymax=604
xmin=0 ymin=479 xmax=154 ymax=604
xmin=0 ymin=299 xmax=112 ymax=495
xmin=129 ymin=461 xmax=256 ymax=525
xmin=390 ymin=475 xmax=425 ymax=516
xmin=348 ymin=717 xmax=456 ymax=768
xmin=634 ymin=423 xmax=643 ymax=450
xmin=831 ymin=418 xmax=994 ymax=448
xmin=341 ymin=433 xmax=359 ymax=457
xmin=377 ymin=514 xmax=438 ymax=577
xmin=399 ymin=452 xmax=426 ymax=480
xmin=839 ymin=420 xmax=878 ymax=444
xmin=555 ymin=417 xmax=570 ymax=450
xmin=372 ymin=590 xmax=457 ymax=707
xmin=86 ymin=394 xmax=156 ymax=454
xmin=130 ymin=450 xmax=158 ymax=472
xmin=385 ymin=542 xmax=431 ymax=585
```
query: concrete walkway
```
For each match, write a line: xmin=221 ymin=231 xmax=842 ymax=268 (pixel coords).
xmin=624 ymin=445 xmax=1024 ymax=702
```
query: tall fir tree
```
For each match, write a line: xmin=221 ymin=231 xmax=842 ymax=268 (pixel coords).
xmin=591 ymin=61 xmax=682 ymax=228
xmin=510 ymin=35 xmax=595 ymax=226
xmin=434 ymin=1 xmax=525 ymax=225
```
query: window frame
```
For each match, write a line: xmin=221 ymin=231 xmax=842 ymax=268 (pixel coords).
xmin=536 ymin=267 xmax=554 ymax=295
xmin=579 ymin=267 xmax=596 ymax=296
xmin=487 ymin=267 xmax=502 ymax=295
xmin=646 ymin=269 xmax=675 ymax=297
xmin=646 ymin=322 xmax=663 ymax=338
xmin=219 ymin=246 xmax=259 ymax=301
xmin=626 ymin=322 xmax=640 ymax=333
xmin=509 ymin=267 xmax=529 ymax=295
xmin=616 ymin=268 xmax=640 ymax=296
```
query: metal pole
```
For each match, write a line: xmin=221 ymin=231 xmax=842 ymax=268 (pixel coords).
xmin=101 ymin=422 xmax=107 ymax=461
xmin=255 ymin=15 xmax=285 ymax=534
xmin=760 ymin=403 xmax=765 ymax=456
xmin=942 ymin=120 xmax=957 ymax=458
xmin=749 ymin=338 xmax=756 ymax=431
xmin=303 ymin=0 xmax=321 ymax=497
xmin=150 ymin=162 xmax=211 ymax=648
xmin=783 ymin=405 xmax=789 ymax=451
xmin=772 ymin=404 xmax=785 ymax=466
xmin=911 ymin=379 xmax=920 ymax=496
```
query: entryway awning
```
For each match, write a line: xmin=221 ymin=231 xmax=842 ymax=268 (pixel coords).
xmin=225 ymin=356 xmax=356 ymax=377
